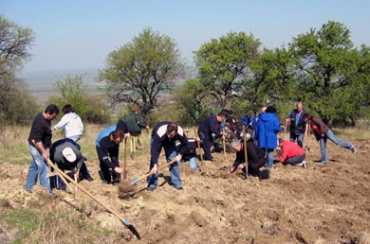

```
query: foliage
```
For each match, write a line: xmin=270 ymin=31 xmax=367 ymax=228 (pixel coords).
xmin=194 ymin=31 xmax=261 ymax=109
xmin=0 ymin=14 xmax=37 ymax=125
xmin=173 ymin=79 xmax=216 ymax=125
xmin=99 ymin=27 xmax=185 ymax=117
xmin=47 ymin=74 xmax=110 ymax=124
xmin=288 ymin=21 xmax=370 ymax=124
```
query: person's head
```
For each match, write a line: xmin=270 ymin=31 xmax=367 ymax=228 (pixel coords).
xmin=62 ymin=147 xmax=77 ymax=163
xmin=130 ymin=106 xmax=139 ymax=113
xmin=44 ymin=104 xmax=59 ymax=120
xmin=230 ymin=139 xmax=242 ymax=152
xmin=296 ymin=102 xmax=303 ymax=112
xmin=166 ymin=123 xmax=178 ymax=139
xmin=265 ymin=106 xmax=277 ymax=113
xmin=110 ymin=130 xmax=125 ymax=144
xmin=246 ymin=110 xmax=254 ymax=117
xmin=278 ymin=138 xmax=284 ymax=146
xmin=302 ymin=113 xmax=312 ymax=122
xmin=261 ymin=106 xmax=267 ymax=113
xmin=216 ymin=111 xmax=227 ymax=122
xmin=62 ymin=104 xmax=74 ymax=114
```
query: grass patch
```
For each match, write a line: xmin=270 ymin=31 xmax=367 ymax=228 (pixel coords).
xmin=0 ymin=208 xmax=41 ymax=237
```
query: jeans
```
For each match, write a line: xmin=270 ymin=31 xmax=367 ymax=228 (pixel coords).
xmin=181 ymin=157 xmax=198 ymax=170
xmin=263 ymin=148 xmax=275 ymax=169
xmin=320 ymin=130 xmax=352 ymax=162
xmin=68 ymin=135 xmax=81 ymax=142
xmin=148 ymin=142 xmax=182 ymax=189
xmin=290 ymin=132 xmax=304 ymax=148
xmin=26 ymin=144 xmax=53 ymax=194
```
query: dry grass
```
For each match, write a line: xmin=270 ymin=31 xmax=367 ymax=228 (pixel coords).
xmin=1 ymin=123 xmax=369 ymax=243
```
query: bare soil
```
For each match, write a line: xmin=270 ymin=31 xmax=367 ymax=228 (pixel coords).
xmin=1 ymin=136 xmax=370 ymax=243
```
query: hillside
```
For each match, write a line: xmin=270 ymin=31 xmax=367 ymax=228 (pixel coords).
xmin=0 ymin=126 xmax=370 ymax=243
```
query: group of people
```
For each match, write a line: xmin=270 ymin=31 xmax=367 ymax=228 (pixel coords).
xmin=25 ymin=102 xmax=356 ymax=194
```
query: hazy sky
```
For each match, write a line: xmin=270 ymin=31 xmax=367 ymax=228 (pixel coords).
xmin=2 ymin=0 xmax=370 ymax=74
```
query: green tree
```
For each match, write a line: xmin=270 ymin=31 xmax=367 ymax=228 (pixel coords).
xmin=289 ymin=21 xmax=370 ymax=124
xmin=194 ymin=32 xmax=261 ymax=109
xmin=99 ymin=28 xmax=185 ymax=117
xmin=0 ymin=14 xmax=37 ymax=124
xmin=48 ymin=75 xmax=109 ymax=124
xmin=173 ymin=79 xmax=215 ymax=125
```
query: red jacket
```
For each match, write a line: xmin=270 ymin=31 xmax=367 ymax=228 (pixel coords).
xmin=279 ymin=140 xmax=305 ymax=163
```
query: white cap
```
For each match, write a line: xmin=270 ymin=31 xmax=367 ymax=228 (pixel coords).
xmin=62 ymin=147 xmax=76 ymax=162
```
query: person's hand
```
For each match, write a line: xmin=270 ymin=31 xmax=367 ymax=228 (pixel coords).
xmin=304 ymin=132 xmax=308 ymax=137
xmin=73 ymin=169 xmax=80 ymax=179
xmin=149 ymin=164 xmax=158 ymax=175
xmin=114 ymin=167 xmax=123 ymax=174
xmin=42 ymin=152 xmax=49 ymax=160
xmin=175 ymin=155 xmax=182 ymax=162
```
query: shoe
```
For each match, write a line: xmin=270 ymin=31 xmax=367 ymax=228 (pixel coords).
xmin=229 ymin=166 xmax=236 ymax=173
xmin=320 ymin=161 xmax=327 ymax=164
xmin=350 ymin=146 xmax=356 ymax=154
xmin=85 ymin=176 xmax=94 ymax=182
xmin=174 ymin=186 xmax=183 ymax=190
xmin=298 ymin=161 xmax=307 ymax=168
xmin=26 ymin=189 xmax=33 ymax=193
xmin=147 ymin=187 xmax=156 ymax=191
xmin=112 ymin=181 xmax=120 ymax=186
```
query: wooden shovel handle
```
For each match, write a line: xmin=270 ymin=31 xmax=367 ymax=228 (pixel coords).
xmin=130 ymin=158 xmax=177 ymax=185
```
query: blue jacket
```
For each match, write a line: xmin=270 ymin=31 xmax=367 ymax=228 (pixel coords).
xmin=255 ymin=112 xmax=281 ymax=149
xmin=198 ymin=115 xmax=221 ymax=140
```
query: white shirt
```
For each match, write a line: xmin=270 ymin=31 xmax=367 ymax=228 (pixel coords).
xmin=54 ymin=112 xmax=84 ymax=138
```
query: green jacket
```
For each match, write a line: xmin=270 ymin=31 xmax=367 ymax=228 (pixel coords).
xmin=125 ymin=113 xmax=147 ymax=136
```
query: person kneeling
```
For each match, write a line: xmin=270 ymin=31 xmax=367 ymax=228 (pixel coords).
xmin=229 ymin=135 xmax=268 ymax=180
xmin=278 ymin=138 xmax=307 ymax=168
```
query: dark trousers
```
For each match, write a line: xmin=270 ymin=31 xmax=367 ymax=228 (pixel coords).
xmin=285 ymin=154 xmax=306 ymax=165
xmin=202 ymin=138 xmax=213 ymax=161
xmin=249 ymin=157 xmax=267 ymax=176
xmin=96 ymin=146 xmax=120 ymax=184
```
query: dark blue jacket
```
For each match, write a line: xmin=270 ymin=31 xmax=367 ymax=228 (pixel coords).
xmin=255 ymin=112 xmax=281 ymax=149
xmin=150 ymin=121 xmax=188 ymax=165
xmin=198 ymin=115 xmax=221 ymax=140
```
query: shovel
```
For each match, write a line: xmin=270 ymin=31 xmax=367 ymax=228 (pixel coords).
xmin=305 ymin=123 xmax=311 ymax=151
xmin=123 ymin=138 xmax=128 ymax=179
xmin=130 ymin=158 xmax=177 ymax=185
xmin=46 ymin=159 xmax=141 ymax=240
xmin=242 ymin=125 xmax=249 ymax=179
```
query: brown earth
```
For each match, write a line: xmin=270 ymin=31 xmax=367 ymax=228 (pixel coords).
xmin=1 ymin=136 xmax=370 ymax=243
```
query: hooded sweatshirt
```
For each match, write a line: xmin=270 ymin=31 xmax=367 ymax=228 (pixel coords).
xmin=54 ymin=112 xmax=84 ymax=138
xmin=254 ymin=112 xmax=281 ymax=149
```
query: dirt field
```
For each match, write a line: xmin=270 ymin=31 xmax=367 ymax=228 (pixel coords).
xmin=1 ymin=135 xmax=370 ymax=243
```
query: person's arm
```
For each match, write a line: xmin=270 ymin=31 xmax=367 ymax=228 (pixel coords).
xmin=54 ymin=115 xmax=68 ymax=130
xmin=279 ymin=146 xmax=288 ymax=163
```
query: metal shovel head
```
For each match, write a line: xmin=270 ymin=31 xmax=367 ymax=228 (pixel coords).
xmin=122 ymin=219 xmax=141 ymax=240
xmin=130 ymin=178 xmax=139 ymax=185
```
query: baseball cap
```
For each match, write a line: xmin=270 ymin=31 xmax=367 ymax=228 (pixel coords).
xmin=62 ymin=147 xmax=76 ymax=162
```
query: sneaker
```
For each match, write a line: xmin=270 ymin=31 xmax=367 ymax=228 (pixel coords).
xmin=85 ymin=176 xmax=94 ymax=182
xmin=26 ymin=189 xmax=33 ymax=193
xmin=350 ymin=146 xmax=356 ymax=154
xmin=174 ymin=186 xmax=183 ymax=190
xmin=112 ymin=181 xmax=120 ymax=186
xmin=298 ymin=161 xmax=307 ymax=168
xmin=147 ymin=187 xmax=156 ymax=191
xmin=320 ymin=161 xmax=327 ymax=164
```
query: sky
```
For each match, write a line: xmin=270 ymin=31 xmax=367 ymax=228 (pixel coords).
xmin=2 ymin=0 xmax=370 ymax=75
